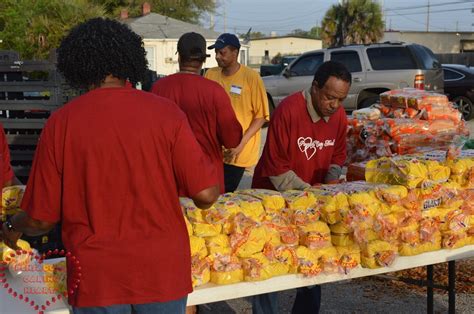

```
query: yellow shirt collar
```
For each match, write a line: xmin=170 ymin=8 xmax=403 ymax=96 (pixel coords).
xmin=303 ymin=88 xmax=329 ymax=123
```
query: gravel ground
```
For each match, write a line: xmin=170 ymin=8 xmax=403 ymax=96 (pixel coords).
xmin=210 ymin=121 xmax=474 ymax=314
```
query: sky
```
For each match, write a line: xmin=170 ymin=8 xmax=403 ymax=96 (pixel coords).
xmin=201 ymin=0 xmax=474 ymax=36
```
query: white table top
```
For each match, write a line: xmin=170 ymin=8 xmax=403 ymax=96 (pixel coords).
xmin=1 ymin=246 xmax=473 ymax=312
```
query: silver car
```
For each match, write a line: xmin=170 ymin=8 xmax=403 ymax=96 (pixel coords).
xmin=263 ymin=42 xmax=444 ymax=111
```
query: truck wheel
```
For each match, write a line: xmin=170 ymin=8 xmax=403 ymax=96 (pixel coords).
xmin=453 ymin=96 xmax=473 ymax=121
xmin=358 ymin=96 xmax=379 ymax=109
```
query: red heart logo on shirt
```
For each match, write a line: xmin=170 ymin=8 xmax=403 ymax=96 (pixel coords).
xmin=1 ymin=249 xmax=81 ymax=314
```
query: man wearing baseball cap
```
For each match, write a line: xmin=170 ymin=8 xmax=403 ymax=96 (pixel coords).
xmin=151 ymin=32 xmax=242 ymax=195
xmin=205 ymin=33 xmax=269 ymax=193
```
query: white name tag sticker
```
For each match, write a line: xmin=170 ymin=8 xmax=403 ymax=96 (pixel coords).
xmin=230 ymin=85 xmax=242 ymax=95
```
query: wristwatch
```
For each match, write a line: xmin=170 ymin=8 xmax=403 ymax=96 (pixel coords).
xmin=4 ymin=217 xmax=16 ymax=232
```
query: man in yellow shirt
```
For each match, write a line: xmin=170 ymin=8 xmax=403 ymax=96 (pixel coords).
xmin=206 ymin=33 xmax=270 ymax=192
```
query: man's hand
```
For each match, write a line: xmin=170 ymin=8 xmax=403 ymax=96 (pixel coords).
xmin=1 ymin=222 xmax=22 ymax=250
xmin=223 ymin=142 xmax=245 ymax=163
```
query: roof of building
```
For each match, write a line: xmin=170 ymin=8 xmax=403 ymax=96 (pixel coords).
xmin=250 ymin=35 xmax=321 ymax=41
xmin=123 ymin=13 xmax=221 ymax=40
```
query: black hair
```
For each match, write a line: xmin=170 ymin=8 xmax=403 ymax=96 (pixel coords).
xmin=313 ymin=61 xmax=352 ymax=88
xmin=57 ymin=18 xmax=147 ymax=89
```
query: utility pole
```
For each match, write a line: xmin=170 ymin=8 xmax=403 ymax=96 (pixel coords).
xmin=426 ymin=0 xmax=430 ymax=32
xmin=224 ymin=2 xmax=227 ymax=33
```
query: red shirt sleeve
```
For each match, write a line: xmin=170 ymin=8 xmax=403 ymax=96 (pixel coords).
xmin=0 ymin=125 xmax=14 ymax=186
xmin=172 ymin=115 xmax=219 ymax=197
xmin=330 ymin=108 xmax=348 ymax=166
xmin=259 ymin=105 xmax=292 ymax=177
xmin=215 ymin=86 xmax=242 ymax=149
xmin=21 ymin=119 xmax=62 ymax=223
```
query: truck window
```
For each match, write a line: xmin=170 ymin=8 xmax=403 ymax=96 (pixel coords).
xmin=409 ymin=44 xmax=441 ymax=70
xmin=367 ymin=47 xmax=417 ymax=70
xmin=330 ymin=51 xmax=362 ymax=73
xmin=290 ymin=53 xmax=324 ymax=76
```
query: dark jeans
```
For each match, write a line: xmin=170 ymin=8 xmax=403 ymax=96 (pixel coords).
xmin=224 ymin=163 xmax=246 ymax=192
xmin=252 ymin=286 xmax=321 ymax=314
xmin=73 ymin=296 xmax=187 ymax=314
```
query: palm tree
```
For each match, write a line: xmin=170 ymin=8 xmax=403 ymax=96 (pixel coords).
xmin=321 ymin=0 xmax=384 ymax=47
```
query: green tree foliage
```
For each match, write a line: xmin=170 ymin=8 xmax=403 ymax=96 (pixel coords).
xmin=238 ymin=31 xmax=266 ymax=39
xmin=286 ymin=26 xmax=321 ymax=39
xmin=321 ymin=0 xmax=383 ymax=47
xmin=0 ymin=0 xmax=105 ymax=59
xmin=307 ymin=26 xmax=321 ymax=39
xmin=91 ymin=0 xmax=216 ymax=24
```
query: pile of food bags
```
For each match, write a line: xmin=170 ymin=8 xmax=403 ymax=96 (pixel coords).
xmin=347 ymin=88 xmax=469 ymax=163
xmin=363 ymin=153 xmax=474 ymax=254
xmin=182 ymin=181 xmax=473 ymax=288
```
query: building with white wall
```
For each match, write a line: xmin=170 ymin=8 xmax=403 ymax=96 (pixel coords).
xmin=249 ymin=36 xmax=322 ymax=65
xmin=123 ymin=12 xmax=249 ymax=75
xmin=383 ymin=31 xmax=474 ymax=53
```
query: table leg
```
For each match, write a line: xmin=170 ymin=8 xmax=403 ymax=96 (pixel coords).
xmin=427 ymin=264 xmax=434 ymax=314
xmin=448 ymin=261 xmax=456 ymax=314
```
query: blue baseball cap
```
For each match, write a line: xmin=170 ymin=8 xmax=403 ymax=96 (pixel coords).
xmin=207 ymin=33 xmax=241 ymax=50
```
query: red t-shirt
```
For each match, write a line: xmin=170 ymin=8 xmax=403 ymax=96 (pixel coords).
xmin=0 ymin=124 xmax=14 ymax=187
xmin=151 ymin=73 xmax=242 ymax=193
xmin=252 ymin=91 xmax=347 ymax=189
xmin=21 ymin=87 xmax=218 ymax=307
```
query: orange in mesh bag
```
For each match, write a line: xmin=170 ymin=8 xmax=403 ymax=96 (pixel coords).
xmin=419 ymin=217 xmax=441 ymax=243
xmin=361 ymin=240 xmax=398 ymax=269
xmin=262 ymin=214 xmax=299 ymax=246
xmin=373 ymin=213 xmax=399 ymax=242
xmin=295 ymin=246 xmax=323 ymax=277
xmin=191 ymin=255 xmax=210 ymax=288
xmin=263 ymin=244 xmax=299 ymax=274
xmin=298 ymin=221 xmax=331 ymax=250
xmin=230 ymin=213 xmax=267 ymax=258
xmin=241 ymin=252 xmax=289 ymax=282
xmin=209 ymin=255 xmax=243 ymax=285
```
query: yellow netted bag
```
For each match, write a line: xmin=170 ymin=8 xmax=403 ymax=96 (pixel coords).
xmin=193 ymin=222 xmax=222 ymax=237
xmin=2 ymin=185 xmax=25 ymax=216
xmin=230 ymin=214 xmax=267 ymax=258
xmin=237 ymin=189 xmax=286 ymax=215
xmin=442 ymin=231 xmax=469 ymax=249
xmin=267 ymin=245 xmax=299 ymax=274
xmin=191 ymin=256 xmax=210 ymax=287
xmin=318 ymin=246 xmax=340 ymax=274
xmin=399 ymin=232 xmax=441 ymax=256
xmin=330 ymin=222 xmax=354 ymax=247
xmin=360 ymin=240 xmax=398 ymax=269
xmin=282 ymin=190 xmax=317 ymax=211
xmin=189 ymin=235 xmax=208 ymax=259
xmin=298 ymin=221 xmax=331 ymax=250
xmin=241 ymin=252 xmax=288 ymax=281
xmin=295 ymin=246 xmax=322 ymax=277
xmin=209 ymin=255 xmax=243 ymax=285
xmin=233 ymin=194 xmax=265 ymax=222
xmin=336 ymin=244 xmax=361 ymax=274
xmin=0 ymin=239 xmax=31 ymax=264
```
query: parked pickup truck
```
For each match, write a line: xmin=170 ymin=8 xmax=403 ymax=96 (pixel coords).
xmin=260 ymin=55 xmax=298 ymax=77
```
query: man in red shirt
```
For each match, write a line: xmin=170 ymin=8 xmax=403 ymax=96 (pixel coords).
xmin=0 ymin=18 xmax=219 ymax=314
xmin=0 ymin=124 xmax=20 ymax=188
xmin=252 ymin=61 xmax=351 ymax=314
xmin=151 ymin=32 xmax=242 ymax=194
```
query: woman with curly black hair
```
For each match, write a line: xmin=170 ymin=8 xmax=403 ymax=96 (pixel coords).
xmin=56 ymin=17 xmax=148 ymax=89
xmin=1 ymin=18 xmax=219 ymax=314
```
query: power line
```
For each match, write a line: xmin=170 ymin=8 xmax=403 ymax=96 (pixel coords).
xmin=385 ymin=0 xmax=474 ymax=12
xmin=386 ymin=7 xmax=472 ymax=17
